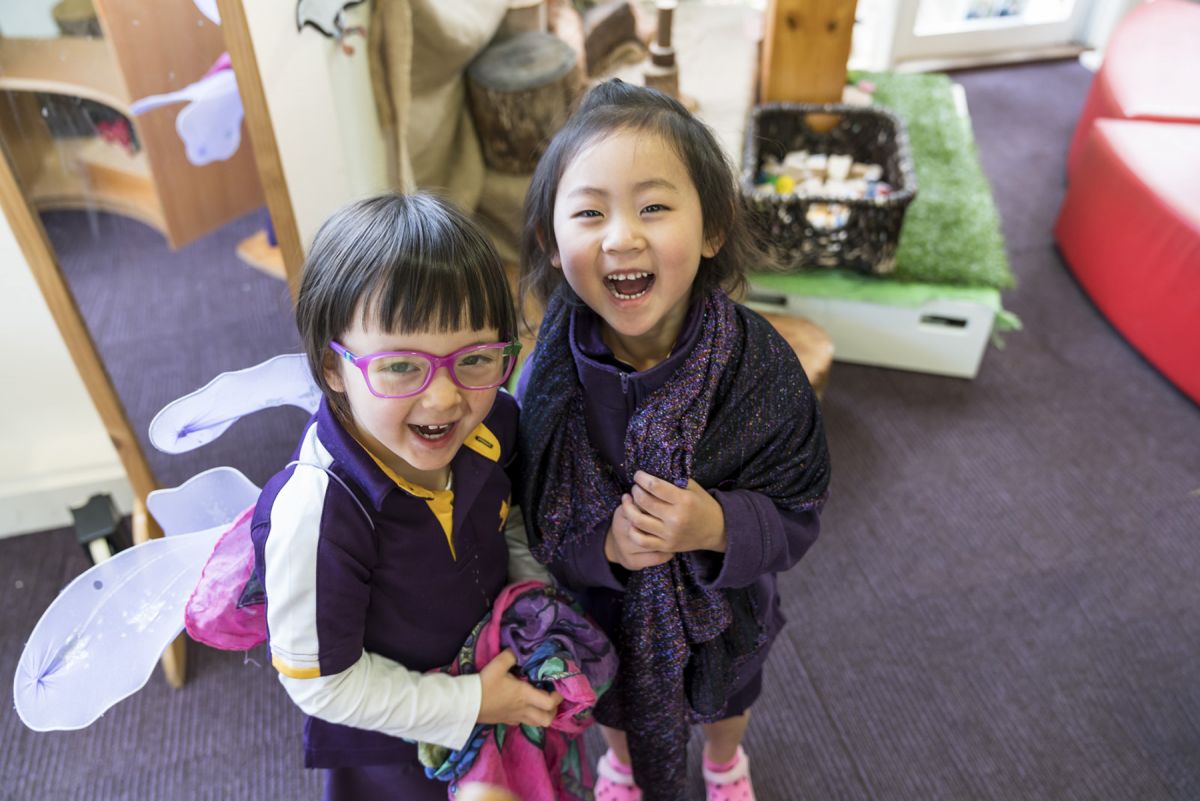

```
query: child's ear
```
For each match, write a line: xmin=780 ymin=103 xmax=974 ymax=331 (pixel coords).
xmin=702 ymin=235 xmax=723 ymax=259
xmin=322 ymin=350 xmax=346 ymax=393
xmin=536 ymin=224 xmax=561 ymax=269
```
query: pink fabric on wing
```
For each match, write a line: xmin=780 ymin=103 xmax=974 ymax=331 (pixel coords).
xmin=184 ymin=503 xmax=266 ymax=650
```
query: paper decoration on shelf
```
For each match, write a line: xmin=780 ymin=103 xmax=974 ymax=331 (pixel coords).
xmin=297 ymin=0 xmax=366 ymax=35
xmin=129 ymin=55 xmax=244 ymax=166
xmin=13 ymin=355 xmax=318 ymax=732
xmin=297 ymin=0 xmax=367 ymax=54
xmin=193 ymin=0 xmax=220 ymax=25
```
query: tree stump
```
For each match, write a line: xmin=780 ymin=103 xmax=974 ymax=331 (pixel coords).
xmin=467 ymin=31 xmax=581 ymax=174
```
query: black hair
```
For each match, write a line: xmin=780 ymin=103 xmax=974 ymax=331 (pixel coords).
xmin=520 ymin=79 xmax=765 ymax=309
xmin=296 ymin=192 xmax=516 ymax=420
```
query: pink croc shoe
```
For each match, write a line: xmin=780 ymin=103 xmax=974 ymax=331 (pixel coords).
xmin=703 ymin=746 xmax=755 ymax=801
xmin=595 ymin=749 xmax=642 ymax=801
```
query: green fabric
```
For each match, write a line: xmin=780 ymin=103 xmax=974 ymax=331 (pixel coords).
xmin=841 ymin=70 xmax=1014 ymax=290
xmin=749 ymin=270 xmax=1021 ymax=332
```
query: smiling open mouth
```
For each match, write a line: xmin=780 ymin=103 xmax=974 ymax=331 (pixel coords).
xmin=411 ymin=423 xmax=455 ymax=441
xmin=605 ymin=272 xmax=655 ymax=299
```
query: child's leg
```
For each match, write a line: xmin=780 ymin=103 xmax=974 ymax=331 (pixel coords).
xmin=596 ymin=724 xmax=642 ymax=799
xmin=701 ymin=709 xmax=751 ymax=763
xmin=600 ymin=724 xmax=633 ymax=766
xmin=701 ymin=709 xmax=756 ymax=801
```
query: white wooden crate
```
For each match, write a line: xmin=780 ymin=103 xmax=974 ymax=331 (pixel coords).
xmin=747 ymin=283 xmax=998 ymax=379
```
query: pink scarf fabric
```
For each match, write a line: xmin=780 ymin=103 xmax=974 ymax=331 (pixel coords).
xmin=425 ymin=581 xmax=617 ymax=801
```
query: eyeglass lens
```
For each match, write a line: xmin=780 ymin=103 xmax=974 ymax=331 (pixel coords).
xmin=365 ymin=347 xmax=511 ymax=396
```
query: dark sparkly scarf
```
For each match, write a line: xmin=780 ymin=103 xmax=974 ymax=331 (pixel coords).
xmin=519 ymin=287 xmax=830 ymax=801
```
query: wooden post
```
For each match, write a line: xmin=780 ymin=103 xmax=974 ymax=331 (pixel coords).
xmin=217 ymin=0 xmax=305 ymax=302
xmin=0 ymin=146 xmax=187 ymax=689
xmin=644 ymin=1 xmax=679 ymax=98
xmin=500 ymin=0 xmax=548 ymax=38
xmin=759 ymin=0 xmax=858 ymax=104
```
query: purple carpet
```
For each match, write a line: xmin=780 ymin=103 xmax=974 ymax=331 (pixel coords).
xmin=2 ymin=59 xmax=1198 ymax=800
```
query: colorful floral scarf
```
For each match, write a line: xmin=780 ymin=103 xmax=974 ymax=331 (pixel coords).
xmin=419 ymin=581 xmax=618 ymax=800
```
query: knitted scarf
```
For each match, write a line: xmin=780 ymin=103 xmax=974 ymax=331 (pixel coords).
xmin=519 ymin=287 xmax=830 ymax=801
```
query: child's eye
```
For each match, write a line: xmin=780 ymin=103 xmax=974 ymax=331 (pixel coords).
xmin=379 ymin=360 xmax=419 ymax=374
xmin=573 ymin=209 xmax=602 ymax=219
xmin=458 ymin=353 xmax=496 ymax=367
xmin=642 ymin=204 xmax=668 ymax=214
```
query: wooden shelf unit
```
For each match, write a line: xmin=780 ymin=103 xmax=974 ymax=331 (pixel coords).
xmin=0 ymin=36 xmax=127 ymax=109
xmin=0 ymin=0 xmax=264 ymax=248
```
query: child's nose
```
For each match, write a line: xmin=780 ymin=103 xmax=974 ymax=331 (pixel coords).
xmin=422 ymin=367 xmax=462 ymax=407
xmin=602 ymin=214 xmax=644 ymax=254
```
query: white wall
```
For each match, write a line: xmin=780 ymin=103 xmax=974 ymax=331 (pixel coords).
xmin=0 ymin=213 xmax=132 ymax=538
xmin=1 ymin=0 xmax=62 ymax=37
xmin=241 ymin=1 xmax=388 ymax=250
xmin=1081 ymin=0 xmax=1142 ymax=50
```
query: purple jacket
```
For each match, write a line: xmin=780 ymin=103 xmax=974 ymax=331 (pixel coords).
xmin=518 ymin=301 xmax=821 ymax=685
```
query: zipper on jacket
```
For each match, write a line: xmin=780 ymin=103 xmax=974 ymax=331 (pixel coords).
xmin=619 ymin=371 xmax=629 ymax=395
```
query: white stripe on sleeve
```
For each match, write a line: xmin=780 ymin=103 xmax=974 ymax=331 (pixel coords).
xmin=279 ymin=652 xmax=483 ymax=750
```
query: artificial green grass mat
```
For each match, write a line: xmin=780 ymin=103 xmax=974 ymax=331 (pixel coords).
xmin=749 ymin=270 xmax=1021 ymax=332
xmin=846 ymin=70 xmax=1014 ymax=290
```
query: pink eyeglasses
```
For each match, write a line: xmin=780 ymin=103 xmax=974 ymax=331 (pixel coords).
xmin=329 ymin=340 xmax=522 ymax=399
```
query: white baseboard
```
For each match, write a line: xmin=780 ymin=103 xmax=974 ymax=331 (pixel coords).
xmin=0 ymin=467 xmax=133 ymax=540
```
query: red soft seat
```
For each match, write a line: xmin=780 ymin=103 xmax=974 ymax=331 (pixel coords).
xmin=1066 ymin=0 xmax=1200 ymax=178
xmin=1055 ymin=119 xmax=1200 ymax=404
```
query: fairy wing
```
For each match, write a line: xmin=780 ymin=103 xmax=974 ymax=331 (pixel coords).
xmin=14 ymin=467 xmax=264 ymax=732
xmin=147 ymin=466 xmax=261 ymax=538
xmin=13 ymin=524 xmax=223 ymax=732
xmin=149 ymin=353 xmax=320 ymax=454
xmin=15 ymin=353 xmax=312 ymax=731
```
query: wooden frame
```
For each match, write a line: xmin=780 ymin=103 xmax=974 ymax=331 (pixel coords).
xmin=0 ymin=144 xmax=186 ymax=690
xmin=217 ymin=0 xmax=306 ymax=301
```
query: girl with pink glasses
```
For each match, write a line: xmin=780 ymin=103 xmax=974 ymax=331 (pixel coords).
xmin=250 ymin=192 xmax=561 ymax=800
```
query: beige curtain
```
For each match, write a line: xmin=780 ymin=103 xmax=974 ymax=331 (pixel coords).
xmin=368 ymin=0 xmax=508 ymax=212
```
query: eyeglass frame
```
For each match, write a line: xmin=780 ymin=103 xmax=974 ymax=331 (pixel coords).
xmin=329 ymin=340 xmax=522 ymax=399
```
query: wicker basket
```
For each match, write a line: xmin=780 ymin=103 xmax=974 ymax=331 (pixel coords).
xmin=741 ymin=102 xmax=917 ymax=275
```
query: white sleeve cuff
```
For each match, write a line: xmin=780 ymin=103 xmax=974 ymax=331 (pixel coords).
xmin=279 ymin=651 xmax=483 ymax=751
xmin=504 ymin=505 xmax=553 ymax=585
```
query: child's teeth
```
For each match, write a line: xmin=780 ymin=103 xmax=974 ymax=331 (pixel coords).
xmin=606 ymin=272 xmax=653 ymax=298
xmin=415 ymin=423 xmax=452 ymax=439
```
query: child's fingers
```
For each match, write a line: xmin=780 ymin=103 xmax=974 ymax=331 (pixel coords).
xmin=486 ymin=649 xmax=517 ymax=674
xmin=627 ymin=527 xmax=670 ymax=553
xmin=632 ymin=470 xmax=683 ymax=502
xmin=522 ymin=687 xmax=560 ymax=727
xmin=526 ymin=685 xmax=562 ymax=712
xmin=628 ymin=485 xmax=672 ymax=521
xmin=621 ymin=493 xmax=665 ymax=534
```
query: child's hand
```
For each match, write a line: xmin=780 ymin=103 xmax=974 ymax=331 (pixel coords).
xmin=477 ymin=649 xmax=562 ymax=728
xmin=619 ymin=471 xmax=728 ymax=554
xmin=604 ymin=501 xmax=675 ymax=571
